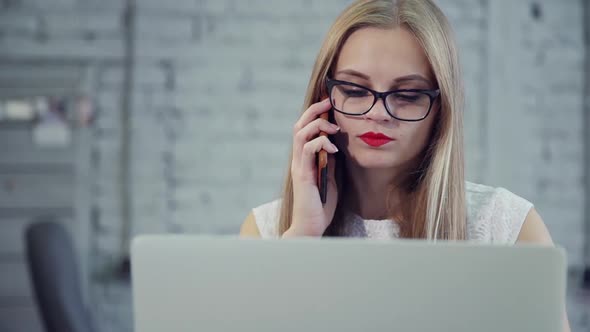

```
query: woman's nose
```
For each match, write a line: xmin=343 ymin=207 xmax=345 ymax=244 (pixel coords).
xmin=363 ymin=98 xmax=391 ymax=122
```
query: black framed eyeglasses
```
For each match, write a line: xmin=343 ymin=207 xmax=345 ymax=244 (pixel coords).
xmin=325 ymin=78 xmax=440 ymax=122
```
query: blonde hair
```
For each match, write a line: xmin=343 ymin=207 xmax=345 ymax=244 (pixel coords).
xmin=278 ymin=0 xmax=466 ymax=240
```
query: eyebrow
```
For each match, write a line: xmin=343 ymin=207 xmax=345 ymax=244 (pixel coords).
xmin=335 ymin=69 xmax=431 ymax=85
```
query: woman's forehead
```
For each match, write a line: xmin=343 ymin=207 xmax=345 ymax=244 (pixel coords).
xmin=335 ymin=27 xmax=434 ymax=84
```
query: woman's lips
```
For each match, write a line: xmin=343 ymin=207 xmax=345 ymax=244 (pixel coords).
xmin=359 ymin=132 xmax=394 ymax=147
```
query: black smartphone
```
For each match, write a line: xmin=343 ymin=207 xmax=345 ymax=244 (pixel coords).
xmin=317 ymin=109 xmax=334 ymax=204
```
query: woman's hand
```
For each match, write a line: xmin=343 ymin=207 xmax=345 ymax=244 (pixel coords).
xmin=285 ymin=98 xmax=340 ymax=237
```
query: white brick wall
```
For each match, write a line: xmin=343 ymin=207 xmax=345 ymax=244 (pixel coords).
xmin=486 ymin=0 xmax=586 ymax=266
xmin=0 ymin=0 xmax=588 ymax=331
xmin=127 ymin=0 xmax=351 ymax=245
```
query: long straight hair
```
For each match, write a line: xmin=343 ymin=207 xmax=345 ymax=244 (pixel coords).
xmin=278 ymin=0 xmax=466 ymax=240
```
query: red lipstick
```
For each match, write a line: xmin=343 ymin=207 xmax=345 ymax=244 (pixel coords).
xmin=359 ymin=132 xmax=394 ymax=147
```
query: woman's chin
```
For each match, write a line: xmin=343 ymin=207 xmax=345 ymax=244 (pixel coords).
xmin=351 ymin=153 xmax=403 ymax=170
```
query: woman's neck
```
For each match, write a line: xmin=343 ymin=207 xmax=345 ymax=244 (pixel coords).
xmin=343 ymin=162 xmax=403 ymax=220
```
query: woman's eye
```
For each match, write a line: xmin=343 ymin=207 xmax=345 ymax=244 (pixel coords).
xmin=343 ymin=89 xmax=370 ymax=97
xmin=394 ymin=93 xmax=421 ymax=102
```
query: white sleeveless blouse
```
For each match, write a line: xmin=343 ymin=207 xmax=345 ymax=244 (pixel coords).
xmin=251 ymin=182 xmax=533 ymax=244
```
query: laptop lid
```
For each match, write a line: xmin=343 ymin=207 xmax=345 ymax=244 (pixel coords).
xmin=131 ymin=235 xmax=566 ymax=332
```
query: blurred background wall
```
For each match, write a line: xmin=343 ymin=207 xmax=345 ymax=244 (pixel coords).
xmin=0 ymin=0 xmax=588 ymax=331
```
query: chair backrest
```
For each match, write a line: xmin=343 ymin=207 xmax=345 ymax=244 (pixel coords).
xmin=25 ymin=220 xmax=97 ymax=332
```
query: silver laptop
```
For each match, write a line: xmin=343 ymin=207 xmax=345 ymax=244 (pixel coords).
xmin=131 ymin=235 xmax=566 ymax=332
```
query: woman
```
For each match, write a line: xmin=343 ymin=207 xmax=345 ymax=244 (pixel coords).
xmin=240 ymin=0 xmax=570 ymax=330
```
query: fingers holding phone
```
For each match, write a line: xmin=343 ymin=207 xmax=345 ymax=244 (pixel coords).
xmin=287 ymin=98 xmax=340 ymax=237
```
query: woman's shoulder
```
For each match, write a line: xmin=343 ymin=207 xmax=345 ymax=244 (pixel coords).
xmin=465 ymin=181 xmax=534 ymax=243
xmin=251 ymin=198 xmax=283 ymax=238
xmin=465 ymin=181 xmax=533 ymax=211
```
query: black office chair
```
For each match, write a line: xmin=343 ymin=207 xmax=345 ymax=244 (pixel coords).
xmin=25 ymin=219 xmax=97 ymax=332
